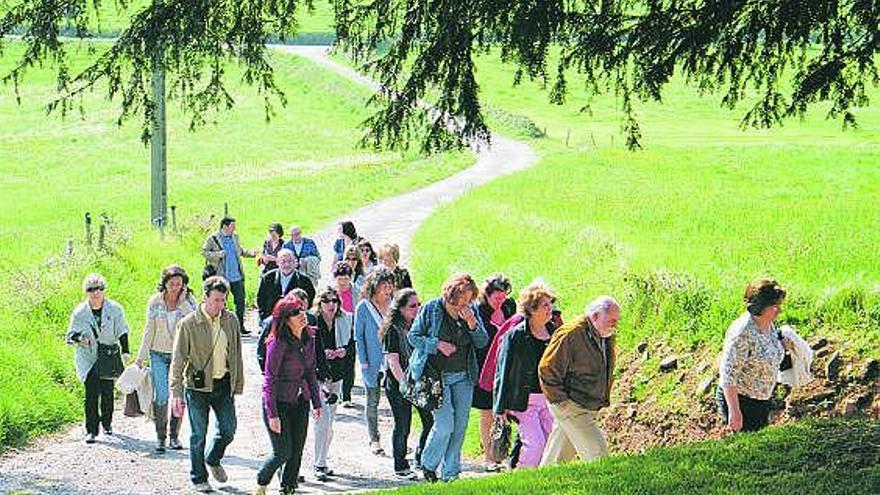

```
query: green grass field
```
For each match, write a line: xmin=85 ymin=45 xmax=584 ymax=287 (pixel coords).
xmin=380 ymin=420 xmax=880 ymax=494
xmin=407 ymin=53 xmax=879 ymax=456
xmin=1 ymin=0 xmax=336 ymax=39
xmin=0 ymin=42 xmax=472 ymax=448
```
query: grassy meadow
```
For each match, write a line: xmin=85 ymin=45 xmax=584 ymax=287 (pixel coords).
xmin=0 ymin=42 xmax=473 ymax=448
xmin=407 ymin=53 xmax=879 ymax=455
xmin=379 ymin=420 xmax=880 ymax=495
xmin=1 ymin=0 xmax=336 ymax=40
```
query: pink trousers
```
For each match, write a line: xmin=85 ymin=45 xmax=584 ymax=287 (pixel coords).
xmin=510 ymin=393 xmax=554 ymax=468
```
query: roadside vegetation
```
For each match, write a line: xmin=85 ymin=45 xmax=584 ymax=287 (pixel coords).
xmin=380 ymin=420 xmax=880 ymax=495
xmin=0 ymin=43 xmax=472 ymax=448
xmin=409 ymin=52 xmax=879 ymax=456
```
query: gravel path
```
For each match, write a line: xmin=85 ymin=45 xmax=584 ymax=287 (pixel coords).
xmin=0 ymin=46 xmax=535 ymax=495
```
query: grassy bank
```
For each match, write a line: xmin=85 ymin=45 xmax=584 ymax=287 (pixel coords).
xmin=408 ymin=53 xmax=879 ymax=456
xmin=0 ymin=43 xmax=473 ymax=448
xmin=380 ymin=420 xmax=879 ymax=495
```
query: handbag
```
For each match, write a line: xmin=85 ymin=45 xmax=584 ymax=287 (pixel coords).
xmin=488 ymin=416 xmax=512 ymax=461
xmin=402 ymin=359 xmax=444 ymax=411
xmin=123 ymin=391 xmax=144 ymax=417
xmin=96 ymin=342 xmax=125 ymax=379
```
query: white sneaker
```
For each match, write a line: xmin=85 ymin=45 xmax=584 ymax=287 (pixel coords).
xmin=193 ymin=481 xmax=214 ymax=493
xmin=207 ymin=463 xmax=228 ymax=483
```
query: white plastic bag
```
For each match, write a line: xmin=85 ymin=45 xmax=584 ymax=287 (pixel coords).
xmin=778 ymin=325 xmax=814 ymax=388
xmin=116 ymin=363 xmax=148 ymax=395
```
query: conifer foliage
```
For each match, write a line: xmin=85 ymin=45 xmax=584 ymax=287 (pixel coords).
xmin=1 ymin=1 xmax=878 ymax=149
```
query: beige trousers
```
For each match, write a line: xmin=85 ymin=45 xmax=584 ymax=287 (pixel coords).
xmin=540 ymin=400 xmax=608 ymax=466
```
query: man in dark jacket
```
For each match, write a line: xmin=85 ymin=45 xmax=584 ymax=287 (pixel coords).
xmin=538 ymin=296 xmax=620 ymax=466
xmin=257 ymin=248 xmax=315 ymax=320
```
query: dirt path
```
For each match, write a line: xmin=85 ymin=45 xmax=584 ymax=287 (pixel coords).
xmin=0 ymin=47 xmax=535 ymax=495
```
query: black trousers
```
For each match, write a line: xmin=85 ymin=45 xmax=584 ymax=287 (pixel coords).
xmin=257 ymin=398 xmax=309 ymax=490
xmin=715 ymin=386 xmax=771 ymax=432
xmin=385 ymin=379 xmax=434 ymax=470
xmin=84 ymin=365 xmax=115 ymax=435
xmin=229 ymin=280 xmax=246 ymax=331
xmin=342 ymin=354 xmax=356 ymax=402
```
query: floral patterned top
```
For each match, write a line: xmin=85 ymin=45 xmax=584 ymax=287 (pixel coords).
xmin=719 ymin=312 xmax=785 ymax=400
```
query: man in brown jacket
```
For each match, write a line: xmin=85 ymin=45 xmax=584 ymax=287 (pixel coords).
xmin=538 ymin=295 xmax=620 ymax=466
xmin=170 ymin=276 xmax=245 ymax=493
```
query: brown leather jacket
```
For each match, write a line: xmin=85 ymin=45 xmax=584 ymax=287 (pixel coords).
xmin=538 ymin=315 xmax=615 ymax=410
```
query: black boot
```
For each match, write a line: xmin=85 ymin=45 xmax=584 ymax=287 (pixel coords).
xmin=153 ymin=403 xmax=168 ymax=453
xmin=168 ymin=411 xmax=183 ymax=450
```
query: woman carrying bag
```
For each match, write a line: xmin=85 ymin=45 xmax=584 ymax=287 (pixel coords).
xmin=136 ymin=264 xmax=197 ymax=453
xmin=66 ymin=273 xmax=131 ymax=444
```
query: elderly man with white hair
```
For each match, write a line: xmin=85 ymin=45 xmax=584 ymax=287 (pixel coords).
xmin=538 ymin=295 xmax=621 ymax=466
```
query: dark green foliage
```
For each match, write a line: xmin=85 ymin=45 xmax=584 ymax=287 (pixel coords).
xmin=335 ymin=0 xmax=879 ymax=150
xmin=2 ymin=1 xmax=877 ymax=150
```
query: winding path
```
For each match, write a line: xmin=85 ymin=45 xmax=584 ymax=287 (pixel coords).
xmin=0 ymin=46 xmax=535 ymax=495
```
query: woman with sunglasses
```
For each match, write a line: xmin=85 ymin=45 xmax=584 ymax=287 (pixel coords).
xmin=256 ymin=299 xmax=323 ymax=495
xmin=381 ymin=288 xmax=434 ymax=478
xmin=311 ymin=287 xmax=354 ymax=481
xmin=473 ymin=274 xmax=516 ymax=470
xmin=135 ymin=264 xmax=197 ymax=452
xmin=65 ymin=273 xmax=131 ymax=444
xmin=357 ymin=239 xmax=378 ymax=278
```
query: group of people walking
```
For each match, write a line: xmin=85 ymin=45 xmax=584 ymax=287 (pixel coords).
xmin=66 ymin=215 xmax=797 ymax=494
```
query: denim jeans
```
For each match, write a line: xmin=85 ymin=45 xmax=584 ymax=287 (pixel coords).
xmin=421 ymin=371 xmax=473 ymax=479
xmin=149 ymin=351 xmax=172 ymax=406
xmin=364 ymin=385 xmax=381 ymax=443
xmin=185 ymin=376 xmax=237 ymax=484
xmin=257 ymin=397 xmax=309 ymax=490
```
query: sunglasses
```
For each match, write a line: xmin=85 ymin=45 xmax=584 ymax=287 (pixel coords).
xmin=321 ymin=298 xmax=340 ymax=304
xmin=407 ymin=301 xmax=421 ymax=309
xmin=86 ymin=286 xmax=105 ymax=293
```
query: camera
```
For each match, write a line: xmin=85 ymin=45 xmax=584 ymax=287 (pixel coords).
xmin=323 ymin=388 xmax=338 ymax=405
xmin=193 ymin=369 xmax=206 ymax=388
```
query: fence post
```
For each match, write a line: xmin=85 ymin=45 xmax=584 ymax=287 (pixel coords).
xmin=224 ymin=202 xmax=228 ymax=217
xmin=566 ymin=129 xmax=571 ymax=147
xmin=98 ymin=223 xmax=106 ymax=251
xmin=66 ymin=239 xmax=74 ymax=258
xmin=171 ymin=205 xmax=178 ymax=233
xmin=84 ymin=212 xmax=92 ymax=247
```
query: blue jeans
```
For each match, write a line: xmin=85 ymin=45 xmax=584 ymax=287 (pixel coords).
xmin=421 ymin=371 xmax=473 ymax=479
xmin=185 ymin=376 xmax=237 ymax=484
xmin=149 ymin=351 xmax=171 ymax=406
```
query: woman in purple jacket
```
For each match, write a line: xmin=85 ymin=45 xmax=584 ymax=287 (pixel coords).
xmin=256 ymin=299 xmax=323 ymax=495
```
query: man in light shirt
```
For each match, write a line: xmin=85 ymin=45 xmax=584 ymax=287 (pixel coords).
xmin=171 ymin=276 xmax=244 ymax=493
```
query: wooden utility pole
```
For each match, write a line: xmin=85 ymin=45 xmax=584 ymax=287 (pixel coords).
xmin=150 ymin=0 xmax=167 ymax=228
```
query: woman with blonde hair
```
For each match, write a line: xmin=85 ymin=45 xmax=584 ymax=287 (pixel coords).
xmin=136 ymin=264 xmax=197 ymax=452
xmin=493 ymin=280 xmax=556 ymax=468
xmin=408 ymin=272 xmax=489 ymax=482
xmin=377 ymin=243 xmax=412 ymax=290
